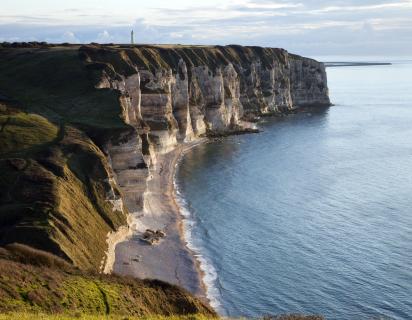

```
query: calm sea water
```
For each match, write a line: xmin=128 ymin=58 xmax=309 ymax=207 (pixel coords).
xmin=176 ymin=61 xmax=412 ymax=320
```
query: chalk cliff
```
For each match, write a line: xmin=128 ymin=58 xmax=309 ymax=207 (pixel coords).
xmin=0 ymin=44 xmax=330 ymax=274
xmin=81 ymin=45 xmax=330 ymax=149
xmin=78 ymin=45 xmax=330 ymax=235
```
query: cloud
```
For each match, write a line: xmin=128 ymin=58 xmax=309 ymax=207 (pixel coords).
xmin=0 ymin=0 xmax=411 ymax=56
xmin=307 ymin=1 xmax=412 ymax=13
xmin=60 ymin=31 xmax=80 ymax=43
xmin=96 ymin=30 xmax=114 ymax=43
xmin=170 ymin=32 xmax=184 ymax=39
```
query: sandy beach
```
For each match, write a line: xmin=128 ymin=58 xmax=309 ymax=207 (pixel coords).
xmin=112 ymin=139 xmax=207 ymax=298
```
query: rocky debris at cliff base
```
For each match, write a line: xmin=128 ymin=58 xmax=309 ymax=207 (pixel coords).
xmin=141 ymin=229 xmax=166 ymax=245
xmin=206 ymin=127 xmax=260 ymax=139
xmin=242 ymin=113 xmax=262 ymax=122
xmin=260 ymin=109 xmax=298 ymax=118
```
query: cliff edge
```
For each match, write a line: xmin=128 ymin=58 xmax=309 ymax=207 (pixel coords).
xmin=0 ymin=43 xmax=330 ymax=317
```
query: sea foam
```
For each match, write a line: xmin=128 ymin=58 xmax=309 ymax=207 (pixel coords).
xmin=173 ymin=161 xmax=226 ymax=315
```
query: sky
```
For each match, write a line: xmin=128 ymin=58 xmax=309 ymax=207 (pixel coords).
xmin=1 ymin=0 xmax=412 ymax=57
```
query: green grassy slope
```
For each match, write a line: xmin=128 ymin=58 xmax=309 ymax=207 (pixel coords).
xmin=0 ymin=245 xmax=216 ymax=318
xmin=0 ymin=111 xmax=58 ymax=154
xmin=0 ymin=48 xmax=126 ymax=129
xmin=0 ymin=47 xmax=131 ymax=270
xmin=0 ymin=315 xmax=212 ymax=320
xmin=0 ymin=315 xmax=323 ymax=320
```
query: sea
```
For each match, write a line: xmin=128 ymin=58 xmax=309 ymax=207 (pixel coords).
xmin=175 ymin=58 xmax=412 ymax=320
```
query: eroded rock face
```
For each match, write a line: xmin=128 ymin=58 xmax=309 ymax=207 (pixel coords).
xmin=289 ymin=55 xmax=330 ymax=107
xmin=172 ymin=60 xmax=194 ymax=142
xmin=108 ymin=133 xmax=148 ymax=213
xmin=81 ymin=44 xmax=330 ymax=148
xmin=0 ymin=44 xmax=330 ymax=275
xmin=79 ymin=45 xmax=331 ymax=263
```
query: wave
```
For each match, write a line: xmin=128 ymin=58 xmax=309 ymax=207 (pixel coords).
xmin=173 ymin=162 xmax=226 ymax=315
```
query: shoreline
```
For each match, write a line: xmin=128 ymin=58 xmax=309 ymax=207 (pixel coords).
xmin=108 ymin=108 xmax=328 ymax=309
xmin=108 ymin=111 xmax=323 ymax=308
xmin=112 ymin=138 xmax=209 ymax=301
xmin=173 ymin=141 xmax=225 ymax=313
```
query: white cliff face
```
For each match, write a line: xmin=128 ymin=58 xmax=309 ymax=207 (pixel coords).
xmin=273 ymin=59 xmax=294 ymax=110
xmin=123 ymin=74 xmax=142 ymax=126
xmin=237 ymin=58 xmax=293 ymax=115
xmin=289 ymin=56 xmax=330 ymax=107
xmin=85 ymin=45 xmax=330 ymax=147
xmin=82 ymin=45 xmax=330 ymax=216
xmin=76 ymin=44 xmax=332 ymax=274
xmin=140 ymin=69 xmax=179 ymax=154
xmin=172 ymin=60 xmax=195 ymax=142
xmin=80 ymin=45 xmax=330 ymax=256
xmin=96 ymin=70 xmax=152 ymax=215
xmin=189 ymin=64 xmax=242 ymax=132
xmin=222 ymin=64 xmax=243 ymax=128
xmin=108 ymin=135 xmax=148 ymax=213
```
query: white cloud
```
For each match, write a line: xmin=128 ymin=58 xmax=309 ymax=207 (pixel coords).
xmin=96 ymin=30 xmax=114 ymax=42
xmin=170 ymin=32 xmax=184 ymax=38
xmin=228 ymin=0 xmax=303 ymax=9
xmin=308 ymin=1 xmax=412 ymax=14
xmin=1 ymin=0 xmax=412 ymax=56
xmin=61 ymin=31 xmax=80 ymax=43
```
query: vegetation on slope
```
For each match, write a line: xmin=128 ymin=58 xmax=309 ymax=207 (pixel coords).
xmin=0 ymin=48 xmax=126 ymax=129
xmin=0 ymin=47 xmax=133 ymax=270
xmin=0 ymin=110 xmax=58 ymax=154
xmin=0 ymin=315 xmax=213 ymax=320
xmin=0 ymin=105 xmax=127 ymax=270
xmin=0 ymin=315 xmax=323 ymax=320
xmin=80 ymin=44 xmax=289 ymax=80
xmin=0 ymin=245 xmax=216 ymax=317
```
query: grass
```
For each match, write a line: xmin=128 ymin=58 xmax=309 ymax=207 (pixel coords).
xmin=0 ymin=315 xmax=324 ymax=320
xmin=0 ymin=316 xmax=325 ymax=320
xmin=80 ymin=44 xmax=288 ymax=81
xmin=0 ymin=111 xmax=58 ymax=154
xmin=0 ymin=314 xmax=214 ymax=320
xmin=0 ymin=48 xmax=136 ymax=270
xmin=0 ymin=123 xmax=127 ymax=269
xmin=0 ymin=249 xmax=216 ymax=317
xmin=0 ymin=48 xmax=129 ymax=135
xmin=0 ymin=104 xmax=127 ymax=270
